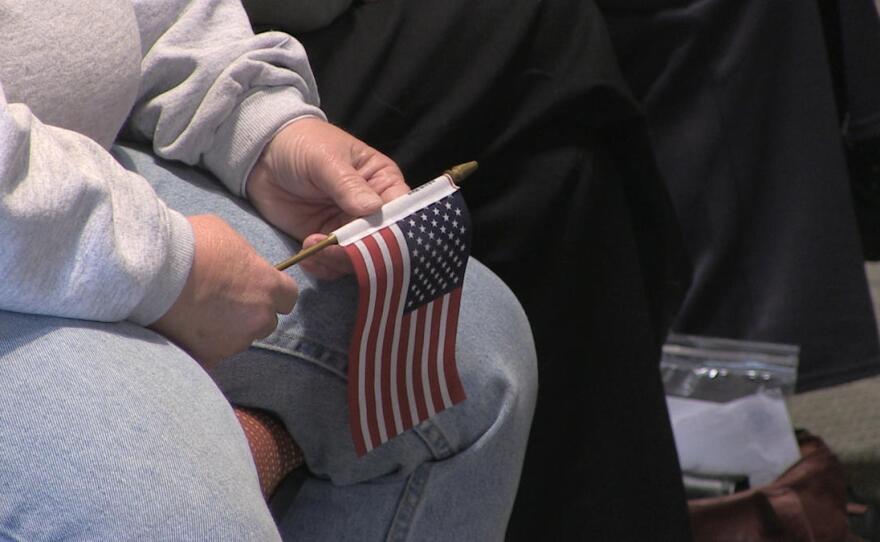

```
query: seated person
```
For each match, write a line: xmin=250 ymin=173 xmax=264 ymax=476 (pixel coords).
xmin=243 ymin=0 xmax=694 ymax=539
xmin=0 ymin=1 xmax=537 ymax=540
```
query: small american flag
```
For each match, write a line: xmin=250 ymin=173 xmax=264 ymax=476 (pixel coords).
xmin=335 ymin=175 xmax=471 ymax=456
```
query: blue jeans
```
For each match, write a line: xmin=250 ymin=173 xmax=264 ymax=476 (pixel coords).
xmin=0 ymin=144 xmax=537 ymax=541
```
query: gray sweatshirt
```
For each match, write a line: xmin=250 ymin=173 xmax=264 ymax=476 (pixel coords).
xmin=0 ymin=0 xmax=324 ymax=325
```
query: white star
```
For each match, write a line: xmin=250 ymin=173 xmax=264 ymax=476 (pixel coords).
xmin=452 ymin=220 xmax=459 ymax=227
xmin=421 ymin=213 xmax=428 ymax=221
xmin=409 ymin=219 xmax=416 ymax=227
xmin=455 ymin=208 xmax=462 ymax=216
xmin=433 ymin=208 xmax=440 ymax=215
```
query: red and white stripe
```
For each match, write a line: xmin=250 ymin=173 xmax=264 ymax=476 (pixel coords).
xmin=345 ymin=224 xmax=465 ymax=456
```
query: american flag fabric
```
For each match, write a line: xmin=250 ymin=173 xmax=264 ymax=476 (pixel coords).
xmin=334 ymin=175 xmax=471 ymax=456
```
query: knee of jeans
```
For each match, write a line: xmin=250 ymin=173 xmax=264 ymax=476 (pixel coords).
xmin=429 ymin=260 xmax=538 ymax=456
xmin=215 ymin=260 xmax=536 ymax=487
xmin=302 ymin=261 xmax=537 ymax=486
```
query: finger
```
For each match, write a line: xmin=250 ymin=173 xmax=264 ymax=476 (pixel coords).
xmin=255 ymin=312 xmax=280 ymax=340
xmin=356 ymin=152 xmax=403 ymax=183
xmin=357 ymin=154 xmax=410 ymax=203
xmin=380 ymin=180 xmax=411 ymax=203
xmin=299 ymin=234 xmax=352 ymax=280
xmin=299 ymin=253 xmax=348 ymax=281
xmin=317 ymin=159 xmax=383 ymax=217
xmin=366 ymin=169 xmax=410 ymax=203
xmin=273 ymin=271 xmax=299 ymax=314
xmin=201 ymin=339 xmax=247 ymax=371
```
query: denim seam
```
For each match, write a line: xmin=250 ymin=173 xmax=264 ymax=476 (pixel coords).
xmin=414 ymin=420 xmax=455 ymax=460
xmin=253 ymin=332 xmax=349 ymax=381
xmin=261 ymin=328 xmax=349 ymax=359
xmin=386 ymin=463 xmax=431 ymax=542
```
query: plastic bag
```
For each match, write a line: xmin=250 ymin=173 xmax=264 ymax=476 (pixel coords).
xmin=662 ymin=334 xmax=801 ymax=491
xmin=662 ymin=334 xmax=798 ymax=402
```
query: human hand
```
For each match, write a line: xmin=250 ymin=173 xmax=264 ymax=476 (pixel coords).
xmin=149 ymin=215 xmax=298 ymax=369
xmin=246 ymin=117 xmax=410 ymax=279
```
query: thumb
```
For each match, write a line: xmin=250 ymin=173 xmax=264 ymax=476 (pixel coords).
xmin=319 ymin=159 xmax=383 ymax=218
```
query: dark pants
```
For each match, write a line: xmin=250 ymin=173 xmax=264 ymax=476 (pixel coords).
xmin=258 ymin=0 xmax=692 ymax=539
xmin=600 ymin=0 xmax=880 ymax=391
xmin=819 ymin=0 xmax=880 ymax=259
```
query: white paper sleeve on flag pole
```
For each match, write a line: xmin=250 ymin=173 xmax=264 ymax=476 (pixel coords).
xmin=333 ymin=175 xmax=458 ymax=246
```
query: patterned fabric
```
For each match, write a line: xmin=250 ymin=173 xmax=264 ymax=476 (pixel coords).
xmin=233 ymin=406 xmax=304 ymax=498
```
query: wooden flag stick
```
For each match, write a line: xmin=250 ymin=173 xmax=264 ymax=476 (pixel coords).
xmin=274 ymin=161 xmax=478 ymax=271
xmin=275 ymin=234 xmax=338 ymax=271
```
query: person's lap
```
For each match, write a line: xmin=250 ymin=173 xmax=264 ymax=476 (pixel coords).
xmin=0 ymin=142 xmax=536 ymax=539
xmin=290 ymin=1 xmax=693 ymax=538
xmin=118 ymin=143 xmax=537 ymax=540
xmin=113 ymin=141 xmax=533 ymax=473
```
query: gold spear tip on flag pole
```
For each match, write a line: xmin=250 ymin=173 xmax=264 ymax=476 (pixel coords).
xmin=444 ymin=161 xmax=478 ymax=185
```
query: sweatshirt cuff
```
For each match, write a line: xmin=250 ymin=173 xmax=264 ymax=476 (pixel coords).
xmin=202 ymin=86 xmax=327 ymax=197
xmin=128 ymin=209 xmax=195 ymax=326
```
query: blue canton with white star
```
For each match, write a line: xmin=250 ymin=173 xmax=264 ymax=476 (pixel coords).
xmin=398 ymin=191 xmax=471 ymax=313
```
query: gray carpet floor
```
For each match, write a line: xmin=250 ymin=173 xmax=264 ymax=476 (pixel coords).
xmin=784 ymin=263 xmax=880 ymax=500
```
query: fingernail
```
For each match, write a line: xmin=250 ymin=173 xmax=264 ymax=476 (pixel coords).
xmin=357 ymin=191 xmax=382 ymax=211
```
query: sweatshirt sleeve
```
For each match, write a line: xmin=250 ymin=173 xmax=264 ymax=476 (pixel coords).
xmin=126 ymin=0 xmax=327 ymax=198
xmin=0 ymin=84 xmax=194 ymax=325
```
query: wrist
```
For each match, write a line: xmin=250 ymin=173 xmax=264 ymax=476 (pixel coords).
xmin=129 ymin=210 xmax=196 ymax=326
xmin=245 ymin=116 xmax=326 ymax=200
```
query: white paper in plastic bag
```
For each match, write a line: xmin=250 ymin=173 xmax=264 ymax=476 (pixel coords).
xmin=667 ymin=389 xmax=801 ymax=487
